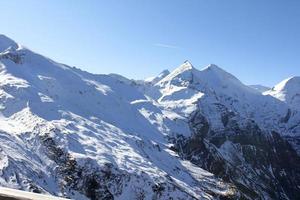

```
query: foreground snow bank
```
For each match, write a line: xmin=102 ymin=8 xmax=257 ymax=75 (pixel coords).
xmin=0 ymin=187 xmax=67 ymax=200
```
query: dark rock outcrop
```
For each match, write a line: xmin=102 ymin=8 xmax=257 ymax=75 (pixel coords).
xmin=171 ymin=110 xmax=300 ymax=200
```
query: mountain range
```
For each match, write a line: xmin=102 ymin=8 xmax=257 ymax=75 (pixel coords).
xmin=0 ymin=34 xmax=300 ymax=200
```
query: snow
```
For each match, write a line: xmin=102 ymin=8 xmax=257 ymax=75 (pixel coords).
xmin=142 ymin=61 xmax=289 ymax=132
xmin=272 ymin=76 xmax=300 ymax=93
xmin=145 ymin=69 xmax=170 ymax=84
xmin=0 ymin=34 xmax=299 ymax=199
xmin=0 ymin=35 xmax=19 ymax=52
xmin=0 ymin=35 xmax=237 ymax=199
xmin=0 ymin=187 xmax=68 ymax=200
xmin=264 ymin=76 xmax=300 ymax=109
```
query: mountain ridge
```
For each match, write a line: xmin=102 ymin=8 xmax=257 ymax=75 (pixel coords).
xmin=0 ymin=34 xmax=19 ymax=52
xmin=0 ymin=34 xmax=300 ymax=200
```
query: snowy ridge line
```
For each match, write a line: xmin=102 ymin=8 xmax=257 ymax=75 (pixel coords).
xmin=0 ymin=34 xmax=300 ymax=199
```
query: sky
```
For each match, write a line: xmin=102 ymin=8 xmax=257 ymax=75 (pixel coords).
xmin=1 ymin=0 xmax=300 ymax=86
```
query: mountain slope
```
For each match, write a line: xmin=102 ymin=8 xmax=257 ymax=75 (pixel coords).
xmin=0 ymin=34 xmax=300 ymax=200
xmin=264 ymin=76 xmax=300 ymax=154
xmin=148 ymin=61 xmax=289 ymax=131
xmin=0 ymin=35 xmax=237 ymax=199
xmin=264 ymin=76 xmax=300 ymax=110
xmin=145 ymin=69 xmax=170 ymax=85
xmin=141 ymin=61 xmax=300 ymax=199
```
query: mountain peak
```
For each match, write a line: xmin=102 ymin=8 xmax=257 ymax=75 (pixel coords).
xmin=183 ymin=60 xmax=193 ymax=66
xmin=200 ymin=64 xmax=242 ymax=84
xmin=273 ymin=76 xmax=300 ymax=92
xmin=202 ymin=63 xmax=227 ymax=73
xmin=154 ymin=61 xmax=196 ymax=86
xmin=181 ymin=60 xmax=194 ymax=69
xmin=145 ymin=69 xmax=170 ymax=84
xmin=160 ymin=69 xmax=170 ymax=75
xmin=0 ymin=34 xmax=18 ymax=52
xmin=264 ymin=76 xmax=300 ymax=107
xmin=170 ymin=60 xmax=195 ymax=75
xmin=205 ymin=63 xmax=219 ymax=69
xmin=157 ymin=62 xmax=244 ymax=89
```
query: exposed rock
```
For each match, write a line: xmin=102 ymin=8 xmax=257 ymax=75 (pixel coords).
xmin=172 ymin=109 xmax=300 ymax=200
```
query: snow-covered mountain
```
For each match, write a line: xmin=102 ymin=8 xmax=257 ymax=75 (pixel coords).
xmin=145 ymin=69 xmax=170 ymax=85
xmin=146 ymin=61 xmax=289 ymax=132
xmin=139 ymin=61 xmax=300 ymax=199
xmin=263 ymin=76 xmax=300 ymax=156
xmin=264 ymin=76 xmax=300 ymax=110
xmin=0 ymin=35 xmax=237 ymax=199
xmin=0 ymin=34 xmax=300 ymax=200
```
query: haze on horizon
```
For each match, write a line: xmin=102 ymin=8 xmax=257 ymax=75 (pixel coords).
xmin=1 ymin=0 xmax=300 ymax=87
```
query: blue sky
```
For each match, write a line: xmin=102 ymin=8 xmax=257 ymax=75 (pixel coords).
xmin=1 ymin=0 xmax=300 ymax=86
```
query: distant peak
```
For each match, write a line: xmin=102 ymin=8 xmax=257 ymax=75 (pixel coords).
xmin=202 ymin=63 xmax=223 ymax=71
xmin=286 ymin=76 xmax=300 ymax=82
xmin=0 ymin=34 xmax=18 ymax=52
xmin=160 ymin=61 xmax=195 ymax=79
xmin=174 ymin=60 xmax=194 ymax=72
xmin=0 ymin=34 xmax=14 ymax=41
xmin=154 ymin=61 xmax=197 ymax=85
xmin=199 ymin=63 xmax=243 ymax=86
xmin=273 ymin=76 xmax=300 ymax=92
xmin=183 ymin=60 xmax=194 ymax=67
xmin=159 ymin=69 xmax=170 ymax=76
xmin=145 ymin=69 xmax=170 ymax=84
xmin=184 ymin=60 xmax=193 ymax=65
xmin=202 ymin=64 xmax=233 ymax=75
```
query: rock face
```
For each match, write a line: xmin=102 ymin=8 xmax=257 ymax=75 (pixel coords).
xmin=0 ymin=34 xmax=300 ymax=200
xmin=172 ymin=110 xmax=300 ymax=199
xmin=142 ymin=61 xmax=300 ymax=199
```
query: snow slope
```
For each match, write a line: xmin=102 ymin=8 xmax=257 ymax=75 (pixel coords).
xmin=264 ymin=76 xmax=300 ymax=110
xmin=0 ymin=35 xmax=19 ymax=52
xmin=140 ymin=61 xmax=300 ymax=199
xmin=145 ymin=69 xmax=170 ymax=84
xmin=0 ymin=35 xmax=236 ymax=199
xmin=0 ymin=34 xmax=300 ymax=200
xmin=0 ymin=187 xmax=67 ymax=200
xmin=144 ymin=61 xmax=289 ymax=133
